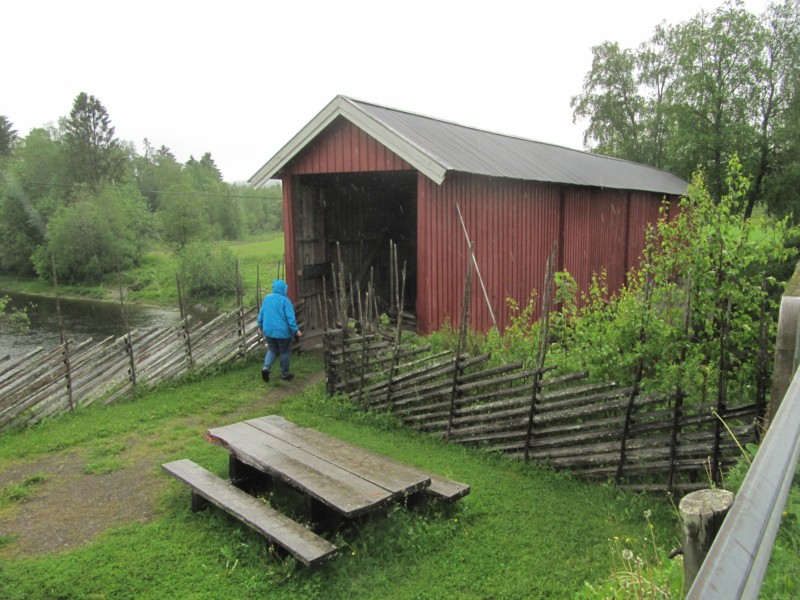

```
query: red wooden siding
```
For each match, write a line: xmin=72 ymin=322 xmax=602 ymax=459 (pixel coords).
xmin=417 ymin=173 xmax=561 ymax=334
xmin=626 ymin=192 xmax=667 ymax=274
xmin=287 ymin=117 xmax=413 ymax=175
xmin=417 ymin=174 xmax=672 ymax=334
xmin=562 ymin=187 xmax=628 ymax=299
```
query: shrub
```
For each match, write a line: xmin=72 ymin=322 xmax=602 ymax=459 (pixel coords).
xmin=178 ymin=241 xmax=239 ymax=299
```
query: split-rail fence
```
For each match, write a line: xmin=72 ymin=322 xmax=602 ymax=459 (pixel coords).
xmin=0 ymin=305 xmax=263 ymax=432
xmin=320 ymin=241 xmax=762 ymax=496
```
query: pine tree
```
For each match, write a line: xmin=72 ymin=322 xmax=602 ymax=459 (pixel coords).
xmin=61 ymin=92 xmax=125 ymax=186
xmin=0 ymin=115 xmax=18 ymax=158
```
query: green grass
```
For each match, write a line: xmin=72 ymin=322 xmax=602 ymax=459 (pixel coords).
xmin=0 ymin=473 xmax=47 ymax=508
xmin=0 ymin=235 xmax=286 ymax=311
xmin=229 ymin=235 xmax=287 ymax=304
xmin=0 ymin=354 xmax=688 ymax=599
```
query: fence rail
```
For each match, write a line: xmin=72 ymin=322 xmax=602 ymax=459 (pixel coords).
xmin=0 ymin=305 xmax=262 ymax=432
xmin=325 ymin=328 xmax=758 ymax=495
xmin=687 ymin=296 xmax=800 ymax=599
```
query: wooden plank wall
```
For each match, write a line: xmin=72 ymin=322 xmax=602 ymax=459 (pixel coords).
xmin=0 ymin=306 xmax=262 ymax=432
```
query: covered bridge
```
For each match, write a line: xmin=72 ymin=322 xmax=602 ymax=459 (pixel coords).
xmin=250 ymin=95 xmax=687 ymax=334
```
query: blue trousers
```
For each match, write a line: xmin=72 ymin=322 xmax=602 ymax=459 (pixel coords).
xmin=264 ymin=337 xmax=292 ymax=376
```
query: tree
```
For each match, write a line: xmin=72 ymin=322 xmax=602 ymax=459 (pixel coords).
xmin=133 ymin=139 xmax=185 ymax=211
xmin=571 ymin=42 xmax=648 ymax=162
xmin=185 ymin=152 xmax=223 ymax=190
xmin=61 ymin=92 xmax=125 ymax=186
xmin=667 ymin=2 xmax=763 ymax=203
xmin=33 ymin=185 xmax=151 ymax=282
xmin=159 ymin=184 xmax=209 ymax=248
xmin=0 ymin=115 xmax=18 ymax=158
xmin=572 ymin=0 xmax=800 ymax=215
xmin=0 ymin=127 xmax=69 ymax=275
xmin=754 ymin=0 xmax=800 ymax=219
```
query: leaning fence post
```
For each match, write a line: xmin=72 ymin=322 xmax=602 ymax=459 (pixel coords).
xmin=447 ymin=250 xmax=473 ymax=441
xmin=118 ymin=268 xmax=137 ymax=391
xmin=51 ymin=253 xmax=74 ymax=413
xmin=525 ymin=241 xmax=557 ymax=462
xmin=679 ymin=488 xmax=735 ymax=591
xmin=176 ymin=274 xmax=194 ymax=370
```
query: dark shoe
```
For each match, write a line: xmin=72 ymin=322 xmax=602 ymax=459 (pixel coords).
xmin=280 ymin=373 xmax=294 ymax=381
xmin=261 ymin=368 xmax=270 ymax=383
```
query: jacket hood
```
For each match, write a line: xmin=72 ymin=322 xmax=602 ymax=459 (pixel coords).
xmin=271 ymin=279 xmax=288 ymax=296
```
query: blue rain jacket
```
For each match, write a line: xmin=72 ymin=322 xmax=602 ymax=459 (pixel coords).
xmin=257 ymin=280 xmax=299 ymax=339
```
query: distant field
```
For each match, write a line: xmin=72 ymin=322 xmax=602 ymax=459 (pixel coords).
xmin=229 ymin=235 xmax=286 ymax=304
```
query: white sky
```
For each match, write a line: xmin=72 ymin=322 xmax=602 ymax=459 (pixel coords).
xmin=4 ymin=0 xmax=771 ymax=183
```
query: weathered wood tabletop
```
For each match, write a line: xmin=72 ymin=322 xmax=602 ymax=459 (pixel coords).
xmin=206 ymin=415 xmax=437 ymax=518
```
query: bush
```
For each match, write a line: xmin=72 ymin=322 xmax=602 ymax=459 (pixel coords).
xmin=178 ymin=242 xmax=239 ymax=299
xmin=33 ymin=185 xmax=152 ymax=283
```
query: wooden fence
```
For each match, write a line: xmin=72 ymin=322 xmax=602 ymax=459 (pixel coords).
xmin=0 ymin=305 xmax=263 ymax=432
xmin=325 ymin=328 xmax=757 ymax=495
xmin=321 ymin=240 xmax=760 ymax=496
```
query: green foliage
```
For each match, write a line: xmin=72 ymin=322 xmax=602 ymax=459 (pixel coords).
xmin=478 ymin=160 xmax=797 ymax=407
xmin=0 ymin=94 xmax=285 ymax=293
xmin=159 ymin=183 xmax=210 ymax=248
xmin=572 ymin=0 xmax=800 ymax=216
xmin=61 ymin=92 xmax=126 ymax=186
xmin=0 ymin=473 xmax=46 ymax=508
xmin=0 ymin=115 xmax=18 ymax=158
xmin=178 ymin=241 xmax=239 ymax=299
xmin=0 ymin=295 xmax=30 ymax=332
xmin=32 ymin=184 xmax=153 ymax=283
xmin=578 ymin=510 xmax=684 ymax=599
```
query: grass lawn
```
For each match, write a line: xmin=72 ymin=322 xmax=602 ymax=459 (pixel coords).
xmin=0 ymin=354 xmax=685 ymax=599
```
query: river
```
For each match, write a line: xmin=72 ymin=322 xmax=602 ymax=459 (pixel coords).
xmin=0 ymin=291 xmax=214 ymax=361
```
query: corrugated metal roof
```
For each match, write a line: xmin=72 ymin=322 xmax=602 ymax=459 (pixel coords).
xmin=250 ymin=95 xmax=687 ymax=195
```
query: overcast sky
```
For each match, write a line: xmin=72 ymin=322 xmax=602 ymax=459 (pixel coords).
xmin=4 ymin=0 xmax=771 ymax=184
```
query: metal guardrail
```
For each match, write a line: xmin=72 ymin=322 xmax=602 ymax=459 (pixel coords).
xmin=687 ymin=311 xmax=800 ymax=598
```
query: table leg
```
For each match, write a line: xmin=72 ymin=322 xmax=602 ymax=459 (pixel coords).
xmin=229 ymin=455 xmax=273 ymax=493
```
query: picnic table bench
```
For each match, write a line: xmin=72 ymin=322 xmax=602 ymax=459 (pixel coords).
xmin=161 ymin=459 xmax=337 ymax=567
xmin=163 ymin=415 xmax=470 ymax=567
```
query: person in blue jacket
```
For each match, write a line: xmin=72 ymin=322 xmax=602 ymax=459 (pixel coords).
xmin=257 ymin=279 xmax=302 ymax=382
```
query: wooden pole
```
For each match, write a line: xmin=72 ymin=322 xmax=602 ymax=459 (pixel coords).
xmin=754 ymin=272 xmax=769 ymax=434
xmin=711 ymin=295 xmax=733 ymax=486
xmin=235 ymin=259 xmax=245 ymax=357
xmin=337 ymin=243 xmax=349 ymax=392
xmin=176 ymin=273 xmax=194 ymax=369
xmin=615 ymin=246 xmax=655 ymax=485
xmin=51 ymin=254 xmax=74 ymax=413
xmin=118 ymin=268 xmax=137 ymax=390
xmin=668 ymin=281 xmax=692 ymax=495
xmin=446 ymin=249 xmax=473 ymax=440
xmin=525 ymin=241 xmax=557 ymax=462
xmin=389 ymin=239 xmax=395 ymax=315
xmin=455 ymin=202 xmax=496 ymax=329
xmin=679 ymin=488 xmax=734 ymax=591
xmin=256 ymin=264 xmax=261 ymax=308
xmin=385 ymin=262 xmax=407 ymax=409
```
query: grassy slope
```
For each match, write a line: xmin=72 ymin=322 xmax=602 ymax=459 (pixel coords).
xmin=0 ymin=235 xmax=286 ymax=310
xmin=0 ymin=355 xmax=681 ymax=600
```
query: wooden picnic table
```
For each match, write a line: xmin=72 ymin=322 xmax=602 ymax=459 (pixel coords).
xmin=206 ymin=415 xmax=469 ymax=518
xmin=164 ymin=415 xmax=470 ymax=566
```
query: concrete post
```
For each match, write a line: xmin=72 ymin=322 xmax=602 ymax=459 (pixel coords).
xmin=679 ymin=488 xmax=735 ymax=592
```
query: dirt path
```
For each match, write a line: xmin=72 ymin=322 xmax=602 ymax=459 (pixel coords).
xmin=0 ymin=375 xmax=322 ymax=558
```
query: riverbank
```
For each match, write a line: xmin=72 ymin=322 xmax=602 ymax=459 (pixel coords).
xmin=0 ymin=235 xmax=286 ymax=313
